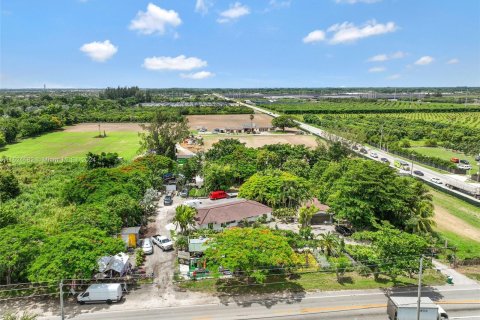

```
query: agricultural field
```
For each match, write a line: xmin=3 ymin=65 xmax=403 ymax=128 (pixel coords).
xmin=259 ymin=99 xmax=480 ymax=114
xmin=186 ymin=114 xmax=274 ymax=131
xmin=410 ymin=147 xmax=479 ymax=174
xmin=202 ymin=134 xmax=320 ymax=149
xmin=370 ymin=112 xmax=480 ymax=129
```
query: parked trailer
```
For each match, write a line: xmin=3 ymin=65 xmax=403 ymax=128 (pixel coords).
xmin=387 ymin=296 xmax=448 ymax=320
xmin=444 ymin=178 xmax=480 ymax=199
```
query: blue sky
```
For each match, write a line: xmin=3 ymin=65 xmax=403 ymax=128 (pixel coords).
xmin=1 ymin=0 xmax=479 ymax=88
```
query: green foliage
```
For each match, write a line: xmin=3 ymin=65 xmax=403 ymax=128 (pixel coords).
xmin=130 ymin=154 xmax=177 ymax=189
xmin=2 ymin=311 xmax=38 ymax=320
xmin=318 ymin=232 xmax=341 ymax=257
xmin=424 ymin=138 xmax=438 ymax=147
xmin=271 ymin=115 xmax=298 ymax=131
xmin=59 ymin=204 xmax=122 ymax=235
xmin=204 ymin=163 xmax=235 ymax=192
xmin=135 ymin=248 xmax=145 ymax=267
xmin=282 ymin=158 xmax=311 ymax=179
xmin=174 ymin=205 xmax=197 ymax=235
xmin=86 ymin=152 xmax=121 ymax=169
xmin=298 ymin=205 xmax=317 ymax=228
xmin=28 ymin=228 xmax=124 ymax=282
xmin=139 ymin=111 xmax=190 ymax=159
xmin=0 ymin=171 xmax=21 ymax=203
xmin=272 ymin=207 xmax=296 ymax=222
xmin=205 ymin=228 xmax=297 ymax=283
xmin=189 ymin=188 xmax=207 ymax=197
xmin=205 ymin=139 xmax=246 ymax=161
xmin=239 ymin=170 xmax=312 ymax=208
xmin=107 ymin=194 xmax=144 ymax=227
xmin=0 ymin=225 xmax=45 ymax=284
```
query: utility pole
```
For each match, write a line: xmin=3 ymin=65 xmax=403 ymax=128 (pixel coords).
xmin=59 ymin=280 xmax=65 ymax=320
xmin=416 ymin=255 xmax=424 ymax=320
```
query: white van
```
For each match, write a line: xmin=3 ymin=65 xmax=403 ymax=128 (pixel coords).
xmin=184 ymin=199 xmax=204 ymax=208
xmin=77 ymin=283 xmax=123 ymax=305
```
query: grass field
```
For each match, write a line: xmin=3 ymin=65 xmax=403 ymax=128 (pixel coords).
xmin=430 ymin=188 xmax=480 ymax=265
xmin=0 ymin=131 xmax=141 ymax=160
xmin=178 ymin=270 xmax=445 ymax=294
xmin=411 ymin=147 xmax=479 ymax=173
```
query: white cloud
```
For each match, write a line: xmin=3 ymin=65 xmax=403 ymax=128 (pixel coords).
xmin=335 ymin=0 xmax=382 ymax=3
xmin=180 ymin=71 xmax=215 ymax=79
xmin=387 ymin=74 xmax=401 ymax=80
xmin=80 ymin=40 xmax=118 ymax=62
xmin=368 ymin=66 xmax=386 ymax=73
xmin=328 ymin=20 xmax=397 ymax=44
xmin=143 ymin=55 xmax=207 ymax=71
xmin=195 ymin=0 xmax=213 ymax=15
xmin=367 ymin=51 xmax=406 ymax=62
xmin=129 ymin=3 xmax=181 ymax=35
xmin=415 ymin=56 xmax=434 ymax=65
xmin=447 ymin=58 xmax=459 ymax=64
xmin=217 ymin=2 xmax=250 ymax=23
xmin=302 ymin=30 xmax=326 ymax=43
xmin=304 ymin=20 xmax=397 ymax=45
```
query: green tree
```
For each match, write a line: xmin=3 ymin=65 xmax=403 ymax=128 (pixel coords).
xmin=298 ymin=205 xmax=317 ymax=228
xmin=139 ymin=111 xmax=190 ymax=159
xmin=239 ymin=170 xmax=312 ymax=208
xmin=0 ymin=225 xmax=45 ymax=284
xmin=327 ymin=142 xmax=350 ymax=162
xmin=86 ymin=152 xmax=121 ymax=169
xmin=173 ymin=205 xmax=197 ymax=234
xmin=205 ymin=139 xmax=246 ymax=161
xmin=107 ymin=194 xmax=144 ymax=227
xmin=28 ymin=228 xmax=124 ymax=282
xmin=318 ymin=232 xmax=340 ymax=257
xmin=402 ymin=181 xmax=436 ymax=234
xmin=256 ymin=149 xmax=281 ymax=171
xmin=204 ymin=163 xmax=235 ymax=192
xmin=271 ymin=115 xmax=297 ymax=131
xmin=204 ymin=228 xmax=297 ymax=283
xmin=282 ymin=158 xmax=311 ymax=179
xmin=0 ymin=171 xmax=21 ymax=203
xmin=0 ymin=132 xmax=6 ymax=147
xmin=272 ymin=207 xmax=296 ymax=223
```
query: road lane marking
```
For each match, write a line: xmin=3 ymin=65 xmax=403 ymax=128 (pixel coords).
xmin=300 ymin=303 xmax=385 ymax=314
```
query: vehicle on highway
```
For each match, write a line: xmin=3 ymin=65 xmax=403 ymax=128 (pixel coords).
xmin=394 ymin=160 xmax=410 ymax=171
xmin=475 ymin=154 xmax=480 ymax=162
xmin=445 ymin=178 xmax=480 ymax=199
xmin=335 ymin=225 xmax=353 ymax=236
xmin=352 ymin=145 xmax=359 ymax=151
xmin=164 ymin=195 xmax=173 ymax=206
xmin=370 ymin=152 xmax=378 ymax=158
xmin=180 ymin=188 xmax=189 ymax=198
xmin=413 ymin=170 xmax=424 ymax=176
xmin=152 ymin=235 xmax=173 ymax=251
xmin=430 ymin=177 xmax=443 ymax=184
xmin=140 ymin=238 xmax=154 ymax=255
xmin=387 ymin=296 xmax=448 ymax=320
xmin=359 ymin=148 xmax=368 ymax=154
xmin=380 ymin=157 xmax=390 ymax=164
xmin=77 ymin=283 xmax=123 ymax=305
xmin=209 ymin=190 xmax=228 ymax=200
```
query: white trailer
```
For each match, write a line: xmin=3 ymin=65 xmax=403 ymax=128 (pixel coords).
xmin=77 ymin=283 xmax=123 ymax=305
xmin=387 ymin=296 xmax=448 ymax=320
xmin=444 ymin=178 xmax=480 ymax=199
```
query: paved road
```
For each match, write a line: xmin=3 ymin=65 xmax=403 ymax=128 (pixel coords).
xmin=40 ymin=286 xmax=480 ymax=319
xmin=215 ymin=94 xmax=480 ymax=205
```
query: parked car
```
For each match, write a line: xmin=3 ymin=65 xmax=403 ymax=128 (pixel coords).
xmin=180 ymin=188 xmax=189 ymax=198
xmin=475 ymin=155 xmax=480 ymax=162
xmin=152 ymin=235 xmax=173 ymax=251
xmin=457 ymin=163 xmax=472 ymax=170
xmin=352 ymin=145 xmax=359 ymax=151
xmin=370 ymin=152 xmax=378 ymax=158
xmin=164 ymin=195 xmax=173 ymax=206
xmin=459 ymin=159 xmax=470 ymax=165
xmin=335 ymin=225 xmax=353 ymax=236
xmin=380 ymin=157 xmax=390 ymax=164
xmin=198 ymin=127 xmax=207 ymax=132
xmin=450 ymin=157 xmax=460 ymax=163
xmin=430 ymin=177 xmax=443 ymax=184
xmin=140 ymin=238 xmax=154 ymax=255
xmin=209 ymin=190 xmax=228 ymax=200
xmin=413 ymin=170 xmax=424 ymax=176
xmin=77 ymin=283 xmax=123 ymax=305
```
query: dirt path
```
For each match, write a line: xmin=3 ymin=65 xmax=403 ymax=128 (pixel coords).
xmin=434 ymin=204 xmax=480 ymax=242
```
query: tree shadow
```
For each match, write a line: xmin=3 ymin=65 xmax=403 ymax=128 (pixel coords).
xmin=214 ymin=276 xmax=306 ymax=309
xmin=383 ymin=285 xmax=444 ymax=302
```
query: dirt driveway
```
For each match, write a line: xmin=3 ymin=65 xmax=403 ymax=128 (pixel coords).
xmin=434 ymin=205 xmax=480 ymax=242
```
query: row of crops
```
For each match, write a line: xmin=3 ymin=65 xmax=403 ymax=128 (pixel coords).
xmin=259 ymin=99 xmax=480 ymax=114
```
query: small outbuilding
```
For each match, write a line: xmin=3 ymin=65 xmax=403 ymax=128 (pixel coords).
xmin=119 ymin=227 xmax=141 ymax=248
xmin=304 ymin=198 xmax=333 ymax=225
xmin=97 ymin=252 xmax=132 ymax=278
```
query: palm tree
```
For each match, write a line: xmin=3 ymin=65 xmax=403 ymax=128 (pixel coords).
xmin=173 ymin=205 xmax=197 ymax=234
xmin=405 ymin=182 xmax=436 ymax=234
xmin=249 ymin=114 xmax=254 ymax=132
xmin=318 ymin=232 xmax=340 ymax=257
xmin=298 ymin=205 xmax=317 ymax=228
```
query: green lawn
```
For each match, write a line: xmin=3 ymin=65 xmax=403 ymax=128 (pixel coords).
xmin=0 ymin=131 xmax=141 ymax=160
xmin=430 ymin=188 xmax=480 ymax=229
xmin=411 ymin=147 xmax=479 ymax=174
xmin=178 ymin=270 xmax=446 ymax=294
xmin=435 ymin=230 xmax=480 ymax=260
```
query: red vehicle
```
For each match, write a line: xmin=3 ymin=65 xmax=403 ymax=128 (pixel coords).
xmin=450 ymin=157 xmax=460 ymax=163
xmin=209 ymin=190 xmax=228 ymax=200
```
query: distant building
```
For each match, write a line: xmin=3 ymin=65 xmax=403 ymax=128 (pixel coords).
xmin=195 ymin=198 xmax=272 ymax=230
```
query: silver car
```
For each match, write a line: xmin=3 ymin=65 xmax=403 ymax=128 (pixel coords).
xmin=140 ymin=238 xmax=154 ymax=255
